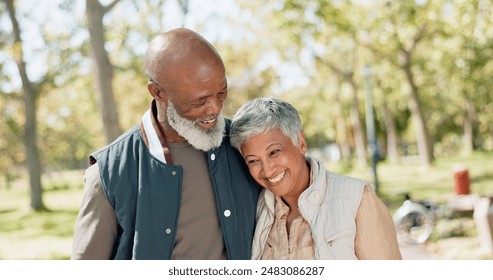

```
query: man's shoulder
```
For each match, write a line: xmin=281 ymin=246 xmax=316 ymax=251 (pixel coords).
xmin=107 ymin=125 xmax=142 ymax=147
xmin=93 ymin=125 xmax=142 ymax=154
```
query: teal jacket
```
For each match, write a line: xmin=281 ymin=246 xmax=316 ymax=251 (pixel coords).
xmin=91 ymin=121 xmax=260 ymax=259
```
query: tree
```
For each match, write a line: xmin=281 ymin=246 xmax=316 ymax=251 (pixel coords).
xmin=444 ymin=0 xmax=493 ymax=154
xmin=218 ymin=41 xmax=277 ymax=118
xmin=399 ymin=24 xmax=434 ymax=166
xmin=312 ymin=1 xmax=369 ymax=166
xmin=86 ymin=0 xmax=122 ymax=143
xmin=4 ymin=0 xmax=45 ymax=210
xmin=313 ymin=52 xmax=367 ymax=166
xmin=363 ymin=1 xmax=438 ymax=167
xmin=238 ymin=0 xmax=369 ymax=165
xmin=372 ymin=66 xmax=408 ymax=164
xmin=0 ymin=90 xmax=24 ymax=189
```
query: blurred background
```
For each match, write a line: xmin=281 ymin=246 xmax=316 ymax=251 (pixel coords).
xmin=0 ymin=0 xmax=492 ymax=259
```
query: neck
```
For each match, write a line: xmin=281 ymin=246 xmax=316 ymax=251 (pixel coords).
xmin=281 ymin=160 xmax=311 ymax=212
xmin=155 ymin=106 xmax=186 ymax=143
xmin=159 ymin=118 xmax=186 ymax=143
xmin=281 ymin=196 xmax=299 ymax=214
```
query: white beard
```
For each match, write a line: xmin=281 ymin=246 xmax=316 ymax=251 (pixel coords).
xmin=166 ymin=101 xmax=225 ymax=152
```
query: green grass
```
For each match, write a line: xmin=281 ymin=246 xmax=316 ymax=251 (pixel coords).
xmin=0 ymin=170 xmax=85 ymax=260
xmin=329 ymin=150 xmax=493 ymax=212
xmin=0 ymin=152 xmax=492 ymax=260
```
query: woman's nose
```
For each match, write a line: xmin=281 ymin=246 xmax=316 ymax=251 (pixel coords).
xmin=261 ymin=159 xmax=276 ymax=178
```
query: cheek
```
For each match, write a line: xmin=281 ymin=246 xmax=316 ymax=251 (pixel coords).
xmin=247 ymin=165 xmax=259 ymax=178
xmin=176 ymin=108 xmax=197 ymax=120
xmin=248 ymin=166 xmax=265 ymax=185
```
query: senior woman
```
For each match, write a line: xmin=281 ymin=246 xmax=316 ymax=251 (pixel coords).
xmin=230 ymin=97 xmax=402 ymax=260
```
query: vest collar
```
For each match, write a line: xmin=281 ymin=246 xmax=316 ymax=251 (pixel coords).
xmin=262 ymin=157 xmax=327 ymax=221
xmin=141 ymin=100 xmax=173 ymax=164
xmin=298 ymin=157 xmax=327 ymax=221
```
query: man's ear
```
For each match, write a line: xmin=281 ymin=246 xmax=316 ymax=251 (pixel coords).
xmin=148 ymin=82 xmax=164 ymax=100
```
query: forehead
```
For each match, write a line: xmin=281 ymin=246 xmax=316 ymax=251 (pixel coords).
xmin=242 ymin=129 xmax=292 ymax=152
xmin=176 ymin=67 xmax=225 ymax=91
xmin=163 ymin=62 xmax=226 ymax=95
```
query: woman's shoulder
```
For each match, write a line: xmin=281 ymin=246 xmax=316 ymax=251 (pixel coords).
xmin=326 ymin=171 xmax=369 ymax=188
xmin=320 ymin=170 xmax=369 ymax=202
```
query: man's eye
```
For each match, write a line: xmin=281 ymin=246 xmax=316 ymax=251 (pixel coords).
xmin=193 ymin=101 xmax=207 ymax=108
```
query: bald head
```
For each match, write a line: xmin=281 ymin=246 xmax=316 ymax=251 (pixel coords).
xmin=144 ymin=28 xmax=223 ymax=85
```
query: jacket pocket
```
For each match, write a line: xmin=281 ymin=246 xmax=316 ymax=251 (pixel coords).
xmin=259 ymin=243 xmax=273 ymax=260
xmin=324 ymin=228 xmax=356 ymax=249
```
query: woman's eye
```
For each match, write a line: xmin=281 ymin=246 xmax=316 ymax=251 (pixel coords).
xmin=270 ymin=149 xmax=281 ymax=156
xmin=247 ymin=159 xmax=258 ymax=165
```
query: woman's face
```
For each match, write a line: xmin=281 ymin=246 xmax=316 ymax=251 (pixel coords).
xmin=240 ymin=128 xmax=309 ymax=199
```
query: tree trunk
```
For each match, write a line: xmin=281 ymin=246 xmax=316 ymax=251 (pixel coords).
xmin=382 ymin=102 xmax=399 ymax=164
xmin=334 ymin=92 xmax=351 ymax=161
xmin=463 ymin=95 xmax=475 ymax=155
xmin=86 ymin=0 xmax=122 ymax=143
xmin=5 ymin=0 xmax=45 ymax=211
xmin=402 ymin=54 xmax=434 ymax=167
xmin=314 ymin=54 xmax=366 ymax=166
xmin=349 ymin=80 xmax=367 ymax=166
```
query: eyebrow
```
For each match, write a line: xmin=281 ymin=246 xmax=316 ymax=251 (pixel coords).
xmin=244 ymin=143 xmax=282 ymax=158
xmin=190 ymin=83 xmax=228 ymax=103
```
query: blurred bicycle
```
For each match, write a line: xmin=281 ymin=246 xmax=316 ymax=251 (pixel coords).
xmin=392 ymin=193 xmax=444 ymax=245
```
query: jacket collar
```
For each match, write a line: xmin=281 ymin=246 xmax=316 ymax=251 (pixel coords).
xmin=140 ymin=100 xmax=174 ymax=164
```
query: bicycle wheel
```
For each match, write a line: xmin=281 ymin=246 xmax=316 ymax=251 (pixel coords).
xmin=393 ymin=201 xmax=434 ymax=245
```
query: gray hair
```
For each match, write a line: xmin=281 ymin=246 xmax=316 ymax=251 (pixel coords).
xmin=230 ymin=97 xmax=302 ymax=151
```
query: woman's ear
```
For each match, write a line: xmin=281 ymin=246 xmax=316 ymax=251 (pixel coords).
xmin=298 ymin=131 xmax=308 ymax=155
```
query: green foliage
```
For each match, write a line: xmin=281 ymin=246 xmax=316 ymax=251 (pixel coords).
xmin=37 ymin=82 xmax=103 ymax=170
xmin=113 ymin=70 xmax=151 ymax=131
xmin=236 ymin=0 xmax=493 ymax=161
xmin=218 ymin=41 xmax=278 ymax=118
xmin=0 ymin=92 xmax=24 ymax=185
xmin=1 ymin=0 xmax=493 ymax=212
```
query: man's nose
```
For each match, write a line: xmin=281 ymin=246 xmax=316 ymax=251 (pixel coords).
xmin=205 ymin=96 xmax=223 ymax=115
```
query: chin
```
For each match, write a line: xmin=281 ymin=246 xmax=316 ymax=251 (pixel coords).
xmin=266 ymin=187 xmax=286 ymax=197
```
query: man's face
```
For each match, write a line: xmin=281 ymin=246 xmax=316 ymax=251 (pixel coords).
xmin=166 ymin=99 xmax=225 ymax=151
xmin=151 ymin=52 xmax=228 ymax=150
xmin=163 ymin=54 xmax=228 ymax=123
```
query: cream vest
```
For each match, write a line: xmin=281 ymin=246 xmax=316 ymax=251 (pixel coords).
xmin=251 ymin=157 xmax=367 ymax=260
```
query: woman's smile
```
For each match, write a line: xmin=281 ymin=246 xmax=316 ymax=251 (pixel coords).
xmin=267 ymin=170 xmax=286 ymax=184
xmin=241 ymin=129 xmax=309 ymax=198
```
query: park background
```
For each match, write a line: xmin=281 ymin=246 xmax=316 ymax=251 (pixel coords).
xmin=1 ymin=0 xmax=492 ymax=260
